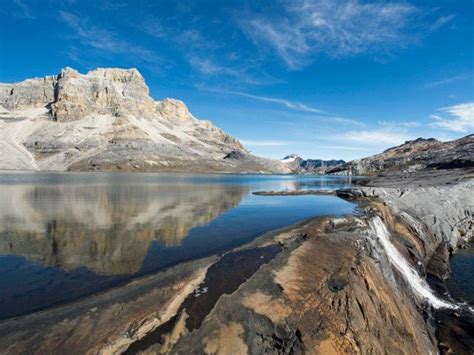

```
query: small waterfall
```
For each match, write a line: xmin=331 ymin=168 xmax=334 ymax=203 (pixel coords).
xmin=369 ymin=216 xmax=457 ymax=309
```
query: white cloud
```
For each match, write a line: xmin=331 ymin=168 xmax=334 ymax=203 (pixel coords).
xmin=241 ymin=0 xmax=418 ymax=68
xmin=341 ymin=129 xmax=412 ymax=145
xmin=240 ymin=140 xmax=293 ymax=147
xmin=431 ymin=102 xmax=474 ymax=132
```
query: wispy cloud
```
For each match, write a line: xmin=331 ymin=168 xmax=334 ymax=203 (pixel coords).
xmin=341 ymin=129 xmax=413 ymax=145
xmin=201 ymin=87 xmax=365 ymax=127
xmin=59 ymin=11 xmax=163 ymax=65
xmin=240 ymin=0 xmax=419 ymax=69
xmin=378 ymin=120 xmax=422 ymax=128
xmin=316 ymin=144 xmax=369 ymax=151
xmin=423 ymin=73 xmax=470 ymax=88
xmin=187 ymin=57 xmax=267 ymax=85
xmin=12 ymin=0 xmax=35 ymax=19
xmin=215 ymin=89 xmax=324 ymax=114
xmin=141 ymin=18 xmax=271 ymax=85
xmin=431 ymin=102 xmax=474 ymax=132
xmin=240 ymin=140 xmax=293 ymax=147
xmin=429 ymin=14 xmax=455 ymax=31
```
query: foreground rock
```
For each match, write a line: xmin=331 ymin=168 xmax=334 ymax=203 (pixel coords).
xmin=0 ymin=68 xmax=290 ymax=173
xmin=0 ymin=216 xmax=437 ymax=354
xmin=1 ymin=168 xmax=471 ymax=354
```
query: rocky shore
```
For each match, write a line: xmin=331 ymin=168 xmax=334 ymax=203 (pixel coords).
xmin=0 ymin=168 xmax=471 ymax=354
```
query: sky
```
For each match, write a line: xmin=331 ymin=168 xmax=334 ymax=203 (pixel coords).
xmin=0 ymin=0 xmax=473 ymax=161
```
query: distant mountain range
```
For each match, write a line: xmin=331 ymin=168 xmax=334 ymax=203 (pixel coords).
xmin=280 ymin=154 xmax=345 ymax=173
xmin=326 ymin=135 xmax=474 ymax=176
xmin=0 ymin=67 xmax=291 ymax=174
xmin=281 ymin=134 xmax=474 ymax=176
xmin=1 ymin=68 xmax=471 ymax=177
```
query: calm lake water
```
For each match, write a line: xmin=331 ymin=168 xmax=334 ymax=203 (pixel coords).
xmin=0 ymin=171 xmax=355 ymax=320
xmin=446 ymin=241 xmax=474 ymax=305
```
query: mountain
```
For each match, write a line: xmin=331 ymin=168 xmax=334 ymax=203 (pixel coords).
xmin=0 ymin=68 xmax=291 ymax=173
xmin=327 ymin=135 xmax=474 ymax=176
xmin=281 ymin=154 xmax=345 ymax=173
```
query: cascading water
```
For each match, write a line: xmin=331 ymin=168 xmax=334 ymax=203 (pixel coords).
xmin=369 ymin=216 xmax=457 ymax=309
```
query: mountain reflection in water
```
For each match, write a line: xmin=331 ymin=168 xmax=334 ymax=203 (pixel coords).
xmin=0 ymin=172 xmax=355 ymax=319
xmin=0 ymin=183 xmax=248 ymax=275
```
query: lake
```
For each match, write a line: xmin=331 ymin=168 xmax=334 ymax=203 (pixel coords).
xmin=0 ymin=171 xmax=356 ymax=320
xmin=446 ymin=240 xmax=474 ymax=305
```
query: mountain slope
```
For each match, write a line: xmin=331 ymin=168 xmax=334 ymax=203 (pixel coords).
xmin=327 ymin=135 xmax=474 ymax=176
xmin=0 ymin=68 xmax=291 ymax=173
xmin=280 ymin=154 xmax=345 ymax=173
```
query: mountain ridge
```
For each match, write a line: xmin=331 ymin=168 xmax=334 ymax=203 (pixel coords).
xmin=0 ymin=67 xmax=290 ymax=174
xmin=327 ymin=135 xmax=474 ymax=176
xmin=280 ymin=153 xmax=345 ymax=173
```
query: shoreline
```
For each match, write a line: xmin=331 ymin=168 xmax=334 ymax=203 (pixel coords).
xmin=0 ymin=172 xmax=472 ymax=353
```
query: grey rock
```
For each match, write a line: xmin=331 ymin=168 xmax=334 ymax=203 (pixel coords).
xmin=0 ymin=67 xmax=291 ymax=174
xmin=328 ymin=135 xmax=474 ymax=176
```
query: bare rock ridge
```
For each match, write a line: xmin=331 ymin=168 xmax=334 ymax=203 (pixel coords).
xmin=0 ymin=68 xmax=290 ymax=173
xmin=280 ymin=153 xmax=345 ymax=173
xmin=327 ymin=135 xmax=474 ymax=176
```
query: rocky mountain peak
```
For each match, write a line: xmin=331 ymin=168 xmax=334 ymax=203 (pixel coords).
xmin=155 ymin=98 xmax=194 ymax=122
xmin=57 ymin=67 xmax=80 ymax=79
xmin=281 ymin=154 xmax=302 ymax=163
xmin=382 ymin=137 xmax=443 ymax=155
xmin=0 ymin=67 xmax=289 ymax=173
xmin=0 ymin=67 xmax=155 ymax=121
xmin=50 ymin=67 xmax=154 ymax=122
xmin=327 ymin=135 xmax=473 ymax=176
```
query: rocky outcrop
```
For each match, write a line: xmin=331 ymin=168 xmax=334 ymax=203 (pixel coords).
xmin=0 ymin=172 xmax=471 ymax=353
xmin=281 ymin=154 xmax=345 ymax=173
xmin=328 ymin=135 xmax=474 ymax=176
xmin=0 ymin=76 xmax=56 ymax=110
xmin=358 ymin=181 xmax=473 ymax=253
xmin=0 ymin=215 xmax=441 ymax=355
xmin=49 ymin=67 xmax=155 ymax=122
xmin=0 ymin=68 xmax=290 ymax=173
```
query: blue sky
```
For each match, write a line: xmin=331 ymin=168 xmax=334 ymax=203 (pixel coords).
xmin=0 ymin=0 xmax=473 ymax=160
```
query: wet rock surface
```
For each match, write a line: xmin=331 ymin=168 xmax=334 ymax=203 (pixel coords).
xmin=125 ymin=245 xmax=282 ymax=354
xmin=0 ymin=171 xmax=471 ymax=354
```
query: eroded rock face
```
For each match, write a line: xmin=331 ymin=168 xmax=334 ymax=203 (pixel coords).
xmin=328 ymin=136 xmax=474 ymax=176
xmin=0 ymin=76 xmax=56 ymax=110
xmin=0 ymin=68 xmax=288 ymax=173
xmin=50 ymin=67 xmax=155 ymax=122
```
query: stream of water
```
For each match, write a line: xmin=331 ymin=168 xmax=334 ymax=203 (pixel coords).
xmin=369 ymin=216 xmax=457 ymax=309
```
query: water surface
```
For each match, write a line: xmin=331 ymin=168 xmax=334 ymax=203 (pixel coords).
xmin=446 ymin=241 xmax=474 ymax=305
xmin=0 ymin=171 xmax=355 ymax=319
